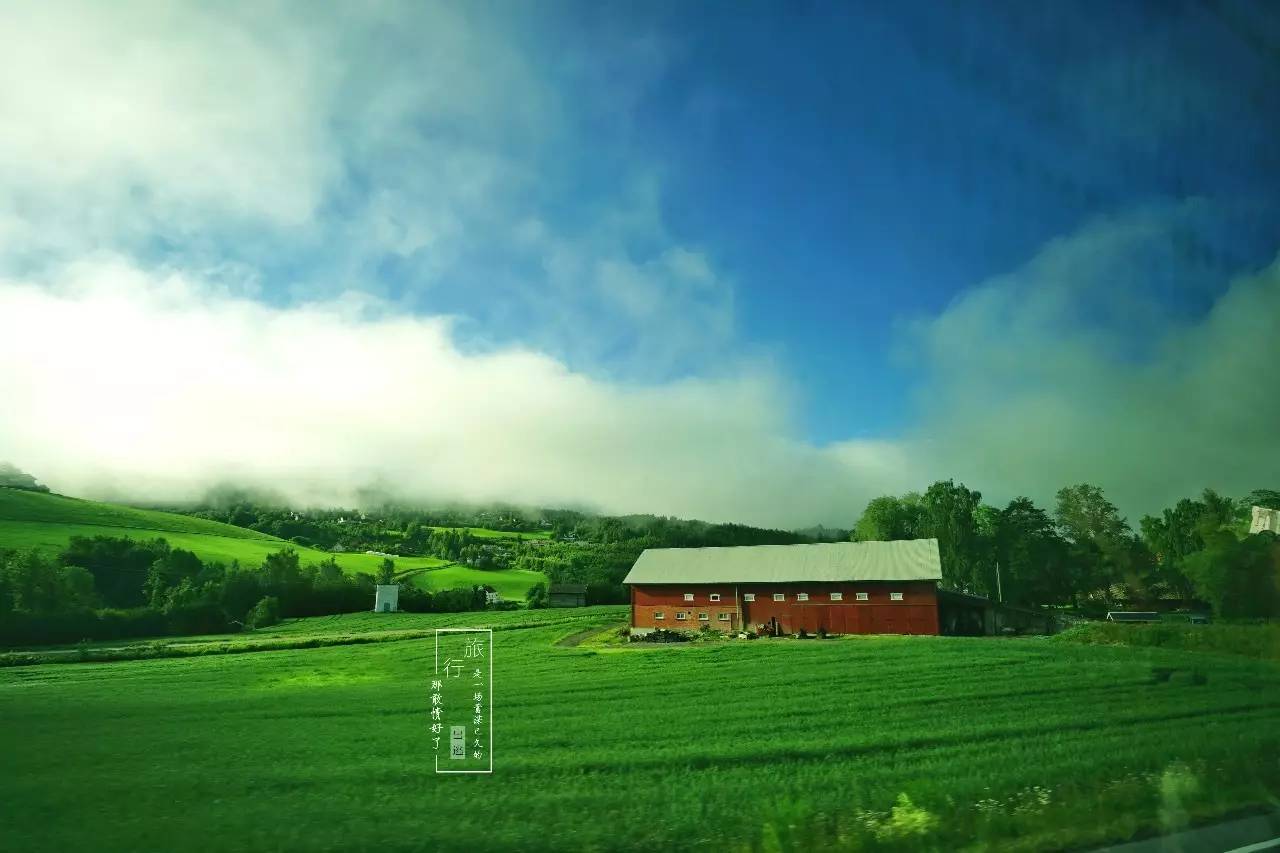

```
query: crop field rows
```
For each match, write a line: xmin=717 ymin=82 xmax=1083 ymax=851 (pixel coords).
xmin=2 ymin=612 xmax=1278 ymax=852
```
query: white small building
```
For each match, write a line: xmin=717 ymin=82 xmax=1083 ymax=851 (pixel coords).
xmin=374 ymin=584 xmax=400 ymax=613
xmin=483 ymin=585 xmax=500 ymax=605
xmin=1251 ymin=505 xmax=1280 ymax=535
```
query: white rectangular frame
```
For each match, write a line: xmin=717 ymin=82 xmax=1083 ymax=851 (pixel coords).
xmin=434 ymin=628 xmax=494 ymax=775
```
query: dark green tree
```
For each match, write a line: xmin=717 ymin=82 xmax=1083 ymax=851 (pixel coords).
xmin=922 ymin=480 xmax=986 ymax=594
xmin=0 ymin=463 xmax=49 ymax=492
xmin=851 ymin=495 xmax=925 ymax=542
xmin=1054 ymin=484 xmax=1131 ymax=605
xmin=994 ymin=497 xmax=1070 ymax=605
xmin=1183 ymin=531 xmax=1280 ymax=618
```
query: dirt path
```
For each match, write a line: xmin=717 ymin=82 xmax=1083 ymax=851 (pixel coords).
xmin=555 ymin=625 xmax=615 ymax=647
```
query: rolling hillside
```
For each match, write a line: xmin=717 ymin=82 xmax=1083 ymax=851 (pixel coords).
xmin=0 ymin=489 xmax=452 ymax=576
xmin=400 ymin=564 xmax=548 ymax=601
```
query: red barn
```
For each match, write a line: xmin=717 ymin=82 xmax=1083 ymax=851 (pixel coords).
xmin=624 ymin=539 xmax=942 ymax=636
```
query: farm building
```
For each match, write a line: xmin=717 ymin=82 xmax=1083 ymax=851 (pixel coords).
xmin=624 ymin=539 xmax=943 ymax=636
xmin=937 ymin=589 xmax=1059 ymax=636
xmin=483 ymin=585 xmax=501 ymax=605
xmin=548 ymin=584 xmax=587 ymax=607
xmin=373 ymin=584 xmax=399 ymax=613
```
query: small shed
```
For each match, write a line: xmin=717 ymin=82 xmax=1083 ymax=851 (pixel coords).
xmin=1106 ymin=611 xmax=1160 ymax=623
xmin=374 ymin=584 xmax=400 ymax=613
xmin=483 ymin=585 xmax=501 ymax=605
xmin=548 ymin=584 xmax=587 ymax=608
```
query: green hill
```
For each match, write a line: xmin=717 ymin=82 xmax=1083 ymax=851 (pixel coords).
xmin=0 ymin=489 xmax=271 ymax=538
xmin=400 ymin=564 xmax=548 ymax=601
xmin=0 ymin=488 xmax=452 ymax=576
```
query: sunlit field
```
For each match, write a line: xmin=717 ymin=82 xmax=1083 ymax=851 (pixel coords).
xmin=0 ymin=489 xmax=451 ymax=576
xmin=402 ymin=564 xmax=546 ymax=600
xmin=3 ymin=612 xmax=1277 ymax=853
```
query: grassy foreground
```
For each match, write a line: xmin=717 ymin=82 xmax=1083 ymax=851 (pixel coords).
xmin=2 ymin=612 xmax=1278 ymax=852
xmin=1057 ymin=621 xmax=1280 ymax=661
xmin=1 ymin=608 xmax=627 ymax=665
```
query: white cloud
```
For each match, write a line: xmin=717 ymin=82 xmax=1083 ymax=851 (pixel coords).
xmin=0 ymin=1 xmax=341 ymax=250
xmin=0 ymin=260 xmax=897 ymax=527
xmin=903 ymin=204 xmax=1280 ymax=520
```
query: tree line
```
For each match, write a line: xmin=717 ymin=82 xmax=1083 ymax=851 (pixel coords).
xmin=0 ymin=536 xmax=507 ymax=647
xmin=851 ymin=481 xmax=1280 ymax=617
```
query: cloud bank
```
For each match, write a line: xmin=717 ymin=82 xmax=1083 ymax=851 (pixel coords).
xmin=903 ymin=203 xmax=1280 ymax=519
xmin=0 ymin=259 xmax=907 ymax=526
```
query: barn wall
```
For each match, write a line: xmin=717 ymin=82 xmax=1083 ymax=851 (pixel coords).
xmin=630 ymin=582 xmax=939 ymax=636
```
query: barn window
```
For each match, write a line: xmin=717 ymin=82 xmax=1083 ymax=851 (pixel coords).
xmin=717 ymin=612 xmax=730 ymax=621
xmin=683 ymin=593 xmax=694 ymax=602
xmin=743 ymin=593 xmax=755 ymax=602
xmin=675 ymin=611 xmax=688 ymax=620
xmin=796 ymin=593 xmax=809 ymax=602
xmin=698 ymin=612 xmax=709 ymax=622
xmin=855 ymin=592 xmax=869 ymax=601
xmin=773 ymin=593 xmax=785 ymax=602
xmin=654 ymin=611 xmax=665 ymax=620
xmin=830 ymin=592 xmax=843 ymax=601
xmin=709 ymin=593 xmax=721 ymax=602
xmin=890 ymin=592 xmax=904 ymax=601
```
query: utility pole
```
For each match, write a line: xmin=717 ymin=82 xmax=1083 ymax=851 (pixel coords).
xmin=995 ymin=561 xmax=1003 ymax=604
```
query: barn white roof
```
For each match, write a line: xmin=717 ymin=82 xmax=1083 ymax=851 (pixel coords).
xmin=623 ymin=539 xmax=941 ymax=585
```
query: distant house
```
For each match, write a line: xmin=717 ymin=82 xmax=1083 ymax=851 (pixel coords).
xmin=483 ymin=585 xmax=500 ymax=605
xmin=549 ymin=584 xmax=587 ymax=608
xmin=374 ymin=584 xmax=399 ymax=613
xmin=1250 ymin=505 xmax=1280 ymax=535
xmin=1106 ymin=611 xmax=1161 ymax=623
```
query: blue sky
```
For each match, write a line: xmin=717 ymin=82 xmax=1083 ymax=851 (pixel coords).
xmin=0 ymin=1 xmax=1277 ymax=524
xmin=531 ymin=0 xmax=1280 ymax=440
xmin=292 ymin=0 xmax=1279 ymax=439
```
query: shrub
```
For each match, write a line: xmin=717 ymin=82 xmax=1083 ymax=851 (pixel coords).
xmin=873 ymin=794 xmax=938 ymax=842
xmin=633 ymin=628 xmax=690 ymax=644
xmin=526 ymin=582 xmax=549 ymax=609
xmin=246 ymin=596 xmax=281 ymax=629
xmin=1056 ymin=622 xmax=1280 ymax=661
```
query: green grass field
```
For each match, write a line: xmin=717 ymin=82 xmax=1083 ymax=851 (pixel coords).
xmin=401 ymin=564 xmax=547 ymax=601
xmin=2 ymin=611 xmax=1277 ymax=852
xmin=427 ymin=525 xmax=552 ymax=540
